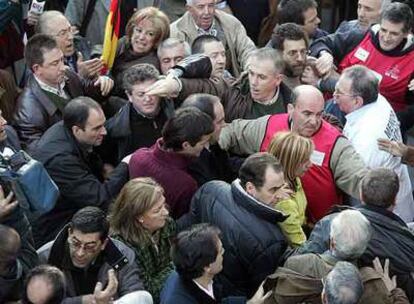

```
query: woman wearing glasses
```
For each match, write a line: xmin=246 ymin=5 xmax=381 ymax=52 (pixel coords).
xmin=109 ymin=177 xmax=175 ymax=303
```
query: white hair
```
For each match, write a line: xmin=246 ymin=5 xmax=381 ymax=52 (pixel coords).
xmin=157 ymin=38 xmax=191 ymax=58
xmin=324 ymin=261 xmax=363 ymax=304
xmin=330 ymin=210 xmax=372 ymax=260
xmin=381 ymin=0 xmax=392 ymax=12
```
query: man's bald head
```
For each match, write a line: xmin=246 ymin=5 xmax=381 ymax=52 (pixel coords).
xmin=0 ymin=224 xmax=20 ymax=275
xmin=288 ymin=85 xmax=325 ymax=137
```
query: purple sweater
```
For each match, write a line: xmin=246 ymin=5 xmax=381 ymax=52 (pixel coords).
xmin=129 ymin=138 xmax=198 ymax=219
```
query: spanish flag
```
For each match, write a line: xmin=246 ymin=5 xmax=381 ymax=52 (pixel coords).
xmin=101 ymin=0 xmax=121 ymax=74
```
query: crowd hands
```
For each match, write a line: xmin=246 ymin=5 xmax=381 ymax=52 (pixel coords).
xmin=2 ymin=0 xmax=414 ymax=303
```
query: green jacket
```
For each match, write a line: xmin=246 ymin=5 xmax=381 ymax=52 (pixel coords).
xmin=113 ymin=218 xmax=176 ymax=303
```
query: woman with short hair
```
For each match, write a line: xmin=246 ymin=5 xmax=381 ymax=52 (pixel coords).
xmin=112 ymin=7 xmax=170 ymax=96
xmin=267 ymin=131 xmax=314 ymax=247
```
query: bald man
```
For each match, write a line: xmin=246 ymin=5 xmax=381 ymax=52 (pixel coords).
xmin=0 ymin=224 xmax=22 ymax=302
xmin=219 ymin=85 xmax=367 ymax=222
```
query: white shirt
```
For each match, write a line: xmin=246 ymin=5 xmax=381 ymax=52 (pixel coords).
xmin=344 ymin=94 xmax=414 ymax=222
xmin=193 ymin=280 xmax=215 ymax=299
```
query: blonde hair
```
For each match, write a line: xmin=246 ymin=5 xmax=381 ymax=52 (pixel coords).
xmin=126 ymin=7 xmax=170 ymax=49
xmin=109 ymin=177 xmax=164 ymax=245
xmin=267 ymin=131 xmax=314 ymax=188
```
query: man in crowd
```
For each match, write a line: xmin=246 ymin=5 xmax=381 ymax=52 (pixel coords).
xmin=218 ymin=85 xmax=367 ymax=223
xmin=32 ymin=97 xmax=129 ymax=246
xmin=0 ymin=110 xmax=38 ymax=302
xmin=181 ymin=93 xmax=236 ymax=185
xmin=23 ymin=265 xmax=66 ymax=304
xmin=269 ymin=210 xmax=376 ymax=303
xmin=334 ymin=65 xmax=414 ymax=222
xmin=268 ymin=23 xmax=309 ymax=89
xmin=321 ymin=262 xmax=364 ymax=304
xmin=146 ymin=48 xmax=292 ymax=122
xmin=277 ymin=0 xmax=327 ymax=43
xmin=101 ymin=64 xmax=174 ymax=165
xmin=37 ymin=206 xmax=152 ymax=303
xmin=178 ymin=153 xmax=288 ymax=298
xmin=310 ymin=2 xmax=414 ymax=114
xmin=13 ymin=34 xmax=113 ymax=152
xmin=299 ymin=168 xmax=414 ymax=301
xmin=36 ymin=11 xmax=103 ymax=79
xmin=129 ymin=107 xmax=214 ymax=219
xmin=191 ymin=35 xmax=232 ymax=82
xmin=161 ymin=223 xmax=269 ymax=303
xmin=336 ymin=0 xmax=391 ymax=33
xmin=170 ymin=0 xmax=256 ymax=77
xmin=157 ymin=38 xmax=191 ymax=75
xmin=0 ymin=223 xmax=37 ymax=302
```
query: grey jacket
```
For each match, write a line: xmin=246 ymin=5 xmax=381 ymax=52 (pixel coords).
xmin=37 ymin=226 xmax=144 ymax=304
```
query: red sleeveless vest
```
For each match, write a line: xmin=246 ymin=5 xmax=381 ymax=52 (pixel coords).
xmin=260 ymin=114 xmax=343 ymax=222
xmin=338 ymin=32 xmax=414 ymax=111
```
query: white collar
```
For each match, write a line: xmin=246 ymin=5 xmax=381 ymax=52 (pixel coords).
xmin=193 ymin=279 xmax=215 ymax=299
xmin=34 ymin=75 xmax=68 ymax=98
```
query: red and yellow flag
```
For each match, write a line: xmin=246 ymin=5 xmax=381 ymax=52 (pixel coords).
xmin=101 ymin=0 xmax=121 ymax=74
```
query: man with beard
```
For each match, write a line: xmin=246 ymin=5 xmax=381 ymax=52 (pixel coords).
xmin=269 ymin=23 xmax=309 ymax=89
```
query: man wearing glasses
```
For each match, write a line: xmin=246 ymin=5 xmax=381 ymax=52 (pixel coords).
xmin=37 ymin=206 xmax=152 ymax=304
xmin=36 ymin=10 xmax=105 ymax=80
xmin=219 ymin=85 xmax=367 ymax=223
xmin=334 ymin=65 xmax=414 ymax=223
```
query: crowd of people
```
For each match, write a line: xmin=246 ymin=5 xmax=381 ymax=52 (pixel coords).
xmin=1 ymin=0 xmax=414 ymax=303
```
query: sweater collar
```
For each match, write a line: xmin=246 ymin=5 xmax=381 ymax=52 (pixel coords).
xmin=153 ymin=138 xmax=194 ymax=169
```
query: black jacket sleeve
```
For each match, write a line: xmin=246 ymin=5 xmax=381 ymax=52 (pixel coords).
xmin=310 ymin=28 xmax=367 ymax=65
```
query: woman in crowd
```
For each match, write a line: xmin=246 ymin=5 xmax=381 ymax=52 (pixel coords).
xmin=112 ymin=7 xmax=170 ymax=96
xmin=267 ymin=131 xmax=314 ymax=247
xmin=109 ymin=177 xmax=175 ymax=303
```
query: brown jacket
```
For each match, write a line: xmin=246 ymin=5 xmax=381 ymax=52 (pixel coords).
xmin=264 ymin=253 xmax=408 ymax=304
xmin=179 ymin=74 xmax=292 ymax=122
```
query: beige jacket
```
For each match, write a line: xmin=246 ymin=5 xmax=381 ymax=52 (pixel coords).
xmin=219 ymin=115 xmax=367 ymax=199
xmin=170 ymin=10 xmax=256 ymax=77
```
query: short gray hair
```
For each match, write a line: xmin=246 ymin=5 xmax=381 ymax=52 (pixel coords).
xmin=157 ymin=37 xmax=191 ymax=58
xmin=36 ymin=10 xmax=66 ymax=34
xmin=324 ymin=261 xmax=363 ymax=304
xmin=247 ymin=48 xmax=285 ymax=74
xmin=341 ymin=65 xmax=379 ymax=105
xmin=330 ymin=210 xmax=372 ymax=260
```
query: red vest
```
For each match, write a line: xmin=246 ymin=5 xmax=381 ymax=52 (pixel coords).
xmin=260 ymin=114 xmax=342 ymax=222
xmin=338 ymin=32 xmax=414 ymax=111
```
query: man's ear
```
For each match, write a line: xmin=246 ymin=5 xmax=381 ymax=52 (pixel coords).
xmin=245 ymin=181 xmax=256 ymax=196
xmin=182 ymin=141 xmax=191 ymax=151
xmin=72 ymin=125 xmax=82 ymax=138
xmin=287 ymin=103 xmax=295 ymax=115
xmin=126 ymin=91 xmax=133 ymax=102
xmin=355 ymin=96 xmax=364 ymax=108
xmin=329 ymin=236 xmax=335 ymax=251
xmin=32 ymin=64 xmax=40 ymax=74
xmin=100 ymin=237 xmax=109 ymax=251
